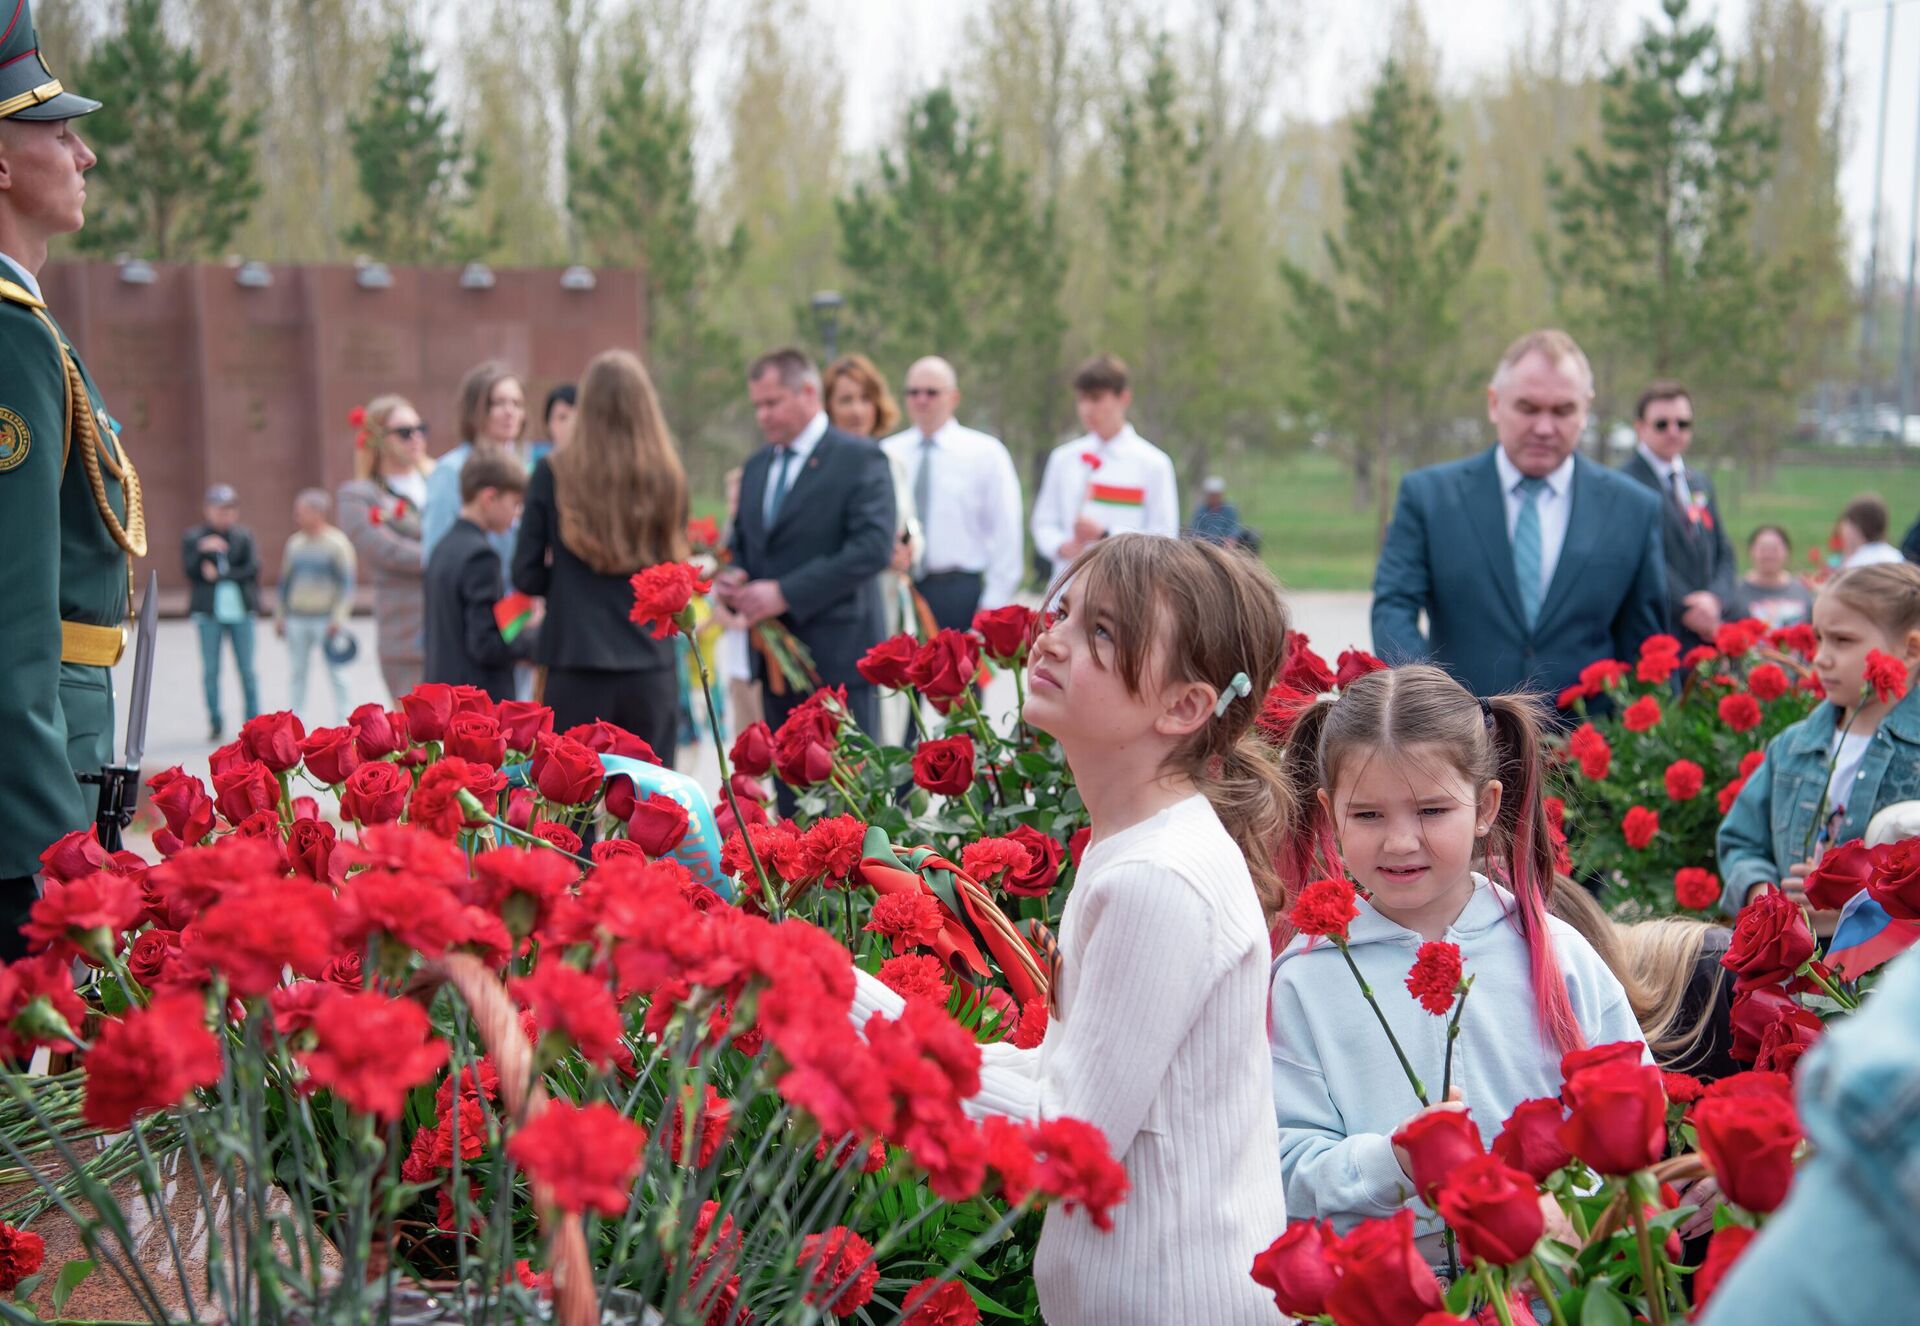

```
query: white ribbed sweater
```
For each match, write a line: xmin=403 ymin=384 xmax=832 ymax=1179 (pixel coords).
xmin=853 ymin=795 xmax=1287 ymax=1325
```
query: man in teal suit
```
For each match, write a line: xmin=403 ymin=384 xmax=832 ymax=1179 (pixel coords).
xmin=1371 ymin=329 xmax=1667 ymax=702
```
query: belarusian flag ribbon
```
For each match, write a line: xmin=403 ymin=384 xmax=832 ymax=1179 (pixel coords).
xmin=1087 ymin=482 xmax=1146 ymax=507
xmin=494 ymin=591 xmax=536 ymax=643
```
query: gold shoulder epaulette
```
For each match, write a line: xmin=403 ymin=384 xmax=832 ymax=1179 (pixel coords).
xmin=0 ymin=277 xmax=47 ymax=310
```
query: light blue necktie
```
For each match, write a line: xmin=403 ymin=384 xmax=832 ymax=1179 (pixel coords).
xmin=1512 ymin=475 xmax=1549 ymax=628
xmin=763 ymin=446 xmax=795 ymax=526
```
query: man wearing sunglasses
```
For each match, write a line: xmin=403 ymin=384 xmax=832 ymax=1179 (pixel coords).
xmin=1621 ymin=380 xmax=1735 ymax=651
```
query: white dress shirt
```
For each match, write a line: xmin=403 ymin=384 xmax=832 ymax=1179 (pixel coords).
xmin=1635 ymin=440 xmax=1693 ymax=510
xmin=764 ymin=410 xmax=829 ymax=524
xmin=1030 ymin=425 xmax=1180 ymax=577
xmin=0 ymin=250 xmax=44 ymax=300
xmin=1493 ymin=446 xmax=1576 ymax=595
xmin=881 ymin=419 xmax=1025 ymax=609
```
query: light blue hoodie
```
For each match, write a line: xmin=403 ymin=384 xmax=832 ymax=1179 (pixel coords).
xmin=1269 ymin=874 xmax=1645 ymax=1238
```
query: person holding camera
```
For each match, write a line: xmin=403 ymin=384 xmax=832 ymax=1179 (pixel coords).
xmin=181 ymin=482 xmax=262 ymax=740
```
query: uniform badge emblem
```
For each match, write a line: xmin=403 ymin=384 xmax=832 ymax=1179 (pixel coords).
xmin=0 ymin=407 xmax=29 ymax=472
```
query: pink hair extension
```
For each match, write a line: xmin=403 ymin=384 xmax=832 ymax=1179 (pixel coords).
xmin=1505 ymin=763 xmax=1585 ymax=1057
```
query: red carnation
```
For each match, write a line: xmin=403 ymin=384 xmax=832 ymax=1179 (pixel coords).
xmin=1566 ymin=722 xmax=1611 ymax=780
xmin=1001 ymin=825 xmax=1065 ymax=898
xmin=912 ymin=734 xmax=977 ymax=796
xmin=299 ymin=991 xmax=449 ymax=1122
xmin=1722 ymin=887 xmax=1815 ymax=989
xmin=0 ymin=954 xmax=87 ymax=1060
xmin=82 ymin=991 xmax=223 ymax=1130
xmin=1770 ymin=623 xmax=1818 ymax=656
xmin=1690 ymin=1090 xmax=1803 ymax=1213
xmin=865 ymin=892 xmax=946 ymax=952
xmin=665 ymin=1083 xmax=733 ymax=1169
xmin=1865 ymin=648 xmax=1912 ymax=704
xmin=961 ymin=837 xmax=1032 ymax=887
xmin=24 ymin=871 xmax=143 ymax=963
xmin=1558 ymin=1058 xmax=1666 ymax=1175
xmin=902 ymin=1278 xmax=980 ymax=1326
xmin=1715 ymin=619 xmax=1767 ymax=657
xmin=1664 ymin=759 xmax=1705 ymax=802
xmin=1405 ymin=941 xmax=1464 ymax=1015
xmin=1289 ymin=877 xmax=1359 ymax=939
xmin=729 ymin=721 xmax=774 ymax=777
xmin=797 ymin=1226 xmax=879 ymax=1317
xmin=0 ymin=1219 xmax=45 ymax=1292
xmin=1636 ymin=652 xmax=1678 ymax=685
xmin=1747 ymin=662 xmax=1789 ymax=702
xmin=511 ymin=957 xmax=624 ymax=1068
xmin=972 ymin=605 xmax=1036 ymax=662
xmin=1695 ymin=1224 xmax=1756 ymax=1308
xmin=1719 ymin=692 xmax=1762 ymax=733
xmin=507 ymin=1099 xmax=646 ymax=1216
xmin=1249 ymin=1218 xmax=1340 ymax=1319
xmin=856 ymin=633 xmax=919 ymax=689
xmin=1027 ymin=1115 xmax=1130 ymax=1230
xmin=1674 ymin=867 xmax=1720 ymax=911
xmin=1622 ymin=805 xmax=1659 ymax=850
xmin=1622 ymin=694 xmax=1663 ymax=732
xmin=628 ymin=562 xmax=712 ymax=638
xmin=879 ymin=954 xmax=952 ymax=1006
xmin=1490 ymin=1096 xmax=1571 ymax=1181
xmin=191 ymin=879 xmax=338 ymax=996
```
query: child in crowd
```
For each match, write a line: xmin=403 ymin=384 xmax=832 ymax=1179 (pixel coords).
xmin=1267 ymin=666 xmax=1643 ymax=1248
xmin=276 ymin=488 xmax=357 ymax=721
xmin=852 ymin=533 xmax=1290 ymax=1324
xmin=1717 ymin=561 xmax=1920 ymax=917
xmin=1835 ymin=493 xmax=1908 ymax=569
xmin=423 ymin=451 xmax=537 ymax=701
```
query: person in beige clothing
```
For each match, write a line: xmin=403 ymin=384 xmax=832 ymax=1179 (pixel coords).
xmin=277 ymin=489 xmax=358 ymax=721
xmin=336 ymin=394 xmax=433 ymax=700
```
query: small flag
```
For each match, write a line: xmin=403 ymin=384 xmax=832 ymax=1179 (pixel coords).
xmin=494 ymin=591 xmax=536 ymax=643
xmin=1087 ymin=482 xmax=1146 ymax=507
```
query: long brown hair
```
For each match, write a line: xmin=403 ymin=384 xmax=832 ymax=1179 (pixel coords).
xmin=822 ymin=353 xmax=899 ymax=437
xmin=353 ymin=394 xmax=431 ymax=482
xmin=457 ymin=360 xmax=523 ymax=448
xmin=548 ymin=350 xmax=688 ymax=576
xmin=1278 ymin=666 xmax=1584 ymax=1056
xmin=1054 ymin=535 xmax=1294 ymax=916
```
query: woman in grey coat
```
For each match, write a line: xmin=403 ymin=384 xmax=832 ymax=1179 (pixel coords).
xmin=336 ymin=394 xmax=434 ymax=701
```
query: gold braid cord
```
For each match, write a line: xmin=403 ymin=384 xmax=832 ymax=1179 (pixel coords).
xmin=67 ymin=349 xmax=147 ymax=559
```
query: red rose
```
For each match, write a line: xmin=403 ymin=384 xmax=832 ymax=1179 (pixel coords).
xmin=1622 ymin=805 xmax=1659 ymax=850
xmin=287 ymin=817 xmax=337 ymax=882
xmin=400 ymin=683 xmax=457 ymax=742
xmin=147 ymin=768 xmax=216 ymax=847
xmin=627 ymin=793 xmax=691 ymax=857
xmin=773 ymin=695 xmax=841 ymax=785
xmin=36 ymin=829 xmax=111 ymax=884
xmin=907 ymin=629 xmax=981 ymax=702
xmin=213 ymin=760 xmax=281 ymax=826
xmin=1392 ymin=1106 xmax=1484 ymax=1201
xmin=340 ymin=760 xmax=410 ymax=826
xmin=531 ymin=733 xmax=604 ymax=806
xmin=972 ymin=605 xmax=1036 ymax=662
xmin=1558 ymin=1060 xmax=1667 ymax=1175
xmin=445 ymin=712 xmax=507 ymax=767
xmin=1622 ymin=695 xmax=1663 ymax=732
xmin=1695 ymin=1223 xmax=1755 ymax=1307
xmin=0 ymin=1219 xmax=45 ymax=1293
xmin=1664 ymin=759 xmax=1704 ymax=802
xmin=493 ymin=699 xmax=552 ymax=752
xmin=1335 ymin=648 xmax=1387 ymax=689
xmin=1754 ymin=1003 xmax=1822 ymax=1075
xmin=240 ymin=711 xmax=307 ymax=772
xmin=1558 ymin=1038 xmax=1646 ymax=1081
xmin=1249 ymin=1218 xmax=1340 ymax=1318
xmin=299 ymin=990 xmax=449 ymax=1122
xmin=1490 ymin=1096 xmax=1571 ymax=1181
xmin=912 ymin=735 xmax=976 ymax=796
xmin=730 ymin=721 xmax=775 ymax=777
xmin=1868 ymin=838 xmax=1920 ymax=920
xmin=127 ymin=928 xmax=181 ymax=987
xmin=1804 ymin=837 xmax=1876 ymax=911
xmin=1728 ymin=984 xmax=1800 ymax=1062
xmin=603 ymin=773 xmax=638 ymax=823
xmin=1282 ymin=633 xmax=1336 ymax=694
xmin=561 ymin=719 xmax=658 ymax=763
xmin=857 ymin=633 xmax=919 ymax=689
xmin=1747 ymin=662 xmax=1789 ymax=702
xmin=629 ymin=561 xmax=712 ymax=638
xmin=1325 ymin=1210 xmax=1444 ymax=1326
xmin=1001 ymin=825 xmax=1064 ymax=898
xmin=1673 ymin=867 xmax=1720 ymax=911
xmin=1254 ymin=682 xmax=1318 ymax=745
xmin=1405 ymin=940 xmax=1464 ymax=1015
xmin=1068 ymin=825 xmax=1091 ymax=868
xmin=1289 ymin=877 xmax=1359 ymax=939
xmin=1435 ymin=1154 xmax=1545 ymax=1266
xmin=1722 ymin=887 xmax=1815 ymax=989
xmin=349 ymin=702 xmax=409 ymax=758
xmin=1718 ymin=692 xmax=1762 ymax=733
xmin=82 ymin=991 xmax=222 ymax=1130
xmin=1690 ymin=1090 xmax=1802 ymax=1213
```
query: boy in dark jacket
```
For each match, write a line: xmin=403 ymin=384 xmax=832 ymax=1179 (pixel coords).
xmin=423 ymin=453 xmax=536 ymax=700
xmin=181 ymin=483 xmax=263 ymax=739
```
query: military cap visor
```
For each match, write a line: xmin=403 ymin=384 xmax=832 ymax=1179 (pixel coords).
xmin=0 ymin=0 xmax=100 ymax=122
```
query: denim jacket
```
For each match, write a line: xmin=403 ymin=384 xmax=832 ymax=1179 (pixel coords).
xmin=1716 ymin=686 xmax=1920 ymax=912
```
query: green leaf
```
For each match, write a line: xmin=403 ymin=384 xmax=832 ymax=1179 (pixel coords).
xmin=51 ymin=1259 xmax=95 ymax=1315
xmin=1580 ymin=1283 xmax=1633 ymax=1326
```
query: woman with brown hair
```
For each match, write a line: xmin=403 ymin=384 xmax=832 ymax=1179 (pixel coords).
xmin=512 ymin=350 xmax=688 ymax=760
xmin=420 ymin=360 xmax=528 ymax=563
xmin=336 ymin=395 xmax=435 ymax=699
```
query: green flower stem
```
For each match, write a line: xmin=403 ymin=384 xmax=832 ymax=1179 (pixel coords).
xmin=1441 ymin=975 xmax=1474 ymax=1102
xmin=686 ymin=628 xmax=780 ymax=916
xmin=1797 ymin=959 xmax=1859 ymax=1010
xmin=1489 ymin=1273 xmax=1518 ymax=1326
xmin=1335 ymin=938 xmax=1429 ymax=1107
xmin=1801 ymin=705 xmax=1864 ymax=860
xmin=1628 ymin=1180 xmax=1670 ymax=1326
xmin=960 ymin=788 xmax=991 ymax=836
xmin=1530 ymin=1255 xmax=1570 ymax=1326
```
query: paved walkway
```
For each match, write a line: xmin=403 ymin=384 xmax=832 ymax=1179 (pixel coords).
xmin=109 ymin=590 xmax=1375 ymax=807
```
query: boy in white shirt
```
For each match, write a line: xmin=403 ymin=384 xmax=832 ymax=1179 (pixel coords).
xmin=1030 ymin=354 xmax=1179 ymax=582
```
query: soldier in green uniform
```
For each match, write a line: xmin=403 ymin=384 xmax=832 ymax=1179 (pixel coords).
xmin=0 ymin=0 xmax=146 ymax=957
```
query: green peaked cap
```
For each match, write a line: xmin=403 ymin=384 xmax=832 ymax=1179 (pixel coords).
xmin=0 ymin=0 xmax=100 ymax=122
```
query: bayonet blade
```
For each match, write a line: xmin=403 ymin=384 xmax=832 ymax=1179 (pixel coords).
xmin=122 ymin=570 xmax=158 ymax=770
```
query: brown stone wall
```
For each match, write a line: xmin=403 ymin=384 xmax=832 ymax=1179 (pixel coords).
xmin=39 ymin=261 xmax=647 ymax=611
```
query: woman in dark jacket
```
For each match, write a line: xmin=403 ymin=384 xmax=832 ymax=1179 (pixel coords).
xmin=513 ymin=350 xmax=688 ymax=763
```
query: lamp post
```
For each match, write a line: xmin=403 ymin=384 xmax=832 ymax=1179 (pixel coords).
xmin=810 ymin=290 xmax=844 ymax=362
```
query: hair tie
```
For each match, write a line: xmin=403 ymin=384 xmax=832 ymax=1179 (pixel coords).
xmin=1214 ymin=671 xmax=1252 ymax=718
xmin=1478 ymin=696 xmax=1495 ymax=728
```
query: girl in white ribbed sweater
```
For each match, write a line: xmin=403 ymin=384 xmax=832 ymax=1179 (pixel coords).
xmin=854 ymin=533 xmax=1290 ymax=1324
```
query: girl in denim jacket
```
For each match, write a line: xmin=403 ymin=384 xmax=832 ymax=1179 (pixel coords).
xmin=1717 ymin=562 xmax=1920 ymax=916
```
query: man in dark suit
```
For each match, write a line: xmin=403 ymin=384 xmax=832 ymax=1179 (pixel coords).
xmin=1372 ymin=329 xmax=1668 ymax=702
xmin=1619 ymin=381 xmax=1736 ymax=651
xmin=719 ymin=347 xmax=896 ymax=768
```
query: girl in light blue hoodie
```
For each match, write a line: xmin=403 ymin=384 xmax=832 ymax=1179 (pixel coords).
xmin=1268 ymin=665 xmax=1644 ymax=1243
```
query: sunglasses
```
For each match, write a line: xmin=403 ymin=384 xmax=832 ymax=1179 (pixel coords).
xmin=904 ymin=387 xmax=945 ymax=399
xmin=387 ymin=423 xmax=429 ymax=440
xmin=1652 ymin=419 xmax=1693 ymax=432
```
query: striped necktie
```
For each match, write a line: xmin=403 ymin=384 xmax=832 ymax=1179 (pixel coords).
xmin=1512 ymin=475 xmax=1549 ymax=628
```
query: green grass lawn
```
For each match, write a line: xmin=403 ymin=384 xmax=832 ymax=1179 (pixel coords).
xmin=1217 ymin=447 xmax=1920 ymax=592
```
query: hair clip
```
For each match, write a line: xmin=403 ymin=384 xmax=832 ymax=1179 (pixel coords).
xmin=1214 ymin=671 xmax=1252 ymax=718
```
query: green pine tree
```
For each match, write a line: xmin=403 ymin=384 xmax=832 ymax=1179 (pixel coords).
xmin=70 ymin=0 xmax=260 ymax=261
xmin=1279 ymin=57 xmax=1487 ymax=536
xmin=568 ymin=56 xmax=742 ymax=453
xmin=342 ymin=30 xmax=492 ymax=263
xmin=1541 ymin=0 xmax=1787 ymax=428
xmin=836 ymin=88 xmax=1066 ymax=455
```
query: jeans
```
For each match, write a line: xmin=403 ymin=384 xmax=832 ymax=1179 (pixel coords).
xmin=194 ymin=613 xmax=260 ymax=732
xmin=285 ymin=615 xmax=349 ymax=721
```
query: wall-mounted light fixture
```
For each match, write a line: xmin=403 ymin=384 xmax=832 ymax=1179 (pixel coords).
xmin=560 ymin=264 xmax=597 ymax=292
xmin=460 ymin=262 xmax=496 ymax=290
